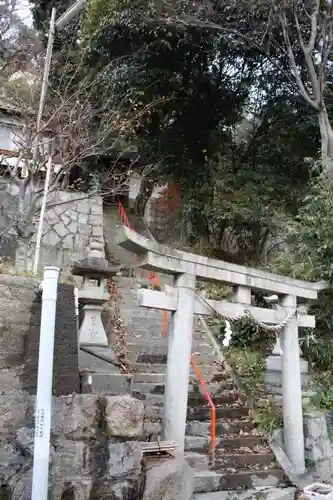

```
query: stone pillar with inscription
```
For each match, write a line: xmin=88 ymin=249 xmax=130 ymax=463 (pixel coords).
xmin=72 ymin=240 xmax=120 ymax=347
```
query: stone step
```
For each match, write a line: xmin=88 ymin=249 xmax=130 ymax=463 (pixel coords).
xmin=133 ymin=363 xmax=220 ymax=377
xmin=193 ymin=469 xmax=286 ymax=493
xmin=187 ymin=406 xmax=249 ymax=421
xmin=132 ymin=373 xmax=166 ymax=384
xmin=134 ymin=382 xmax=165 ymax=395
xmin=81 ymin=372 xmax=232 ymax=397
xmin=192 ymin=487 xmax=296 ymax=500
xmin=186 ymin=451 xmax=275 ymax=471
xmin=186 ymin=452 xmax=209 ymax=469
xmin=142 ymin=419 xmax=258 ymax=443
xmin=193 ymin=493 xmax=228 ymax=500
xmin=266 ymin=383 xmax=314 ymax=396
xmin=126 ymin=343 xmax=216 ymax=364
xmin=186 ymin=419 xmax=255 ymax=438
xmin=139 ymin=390 xmax=240 ymax=408
xmin=130 ymin=367 xmax=222 ymax=382
xmin=271 ymin=391 xmax=316 ymax=407
xmin=146 ymin=404 xmax=249 ymax=422
xmin=265 ymin=371 xmax=310 ymax=388
xmin=79 ymin=347 xmax=120 ymax=374
xmin=188 ymin=391 xmax=240 ymax=406
xmin=81 ymin=372 xmax=132 ymax=394
xmin=125 ymin=328 xmax=212 ymax=347
xmin=185 ymin=435 xmax=263 ymax=453
xmin=133 ymin=363 xmax=167 ymax=373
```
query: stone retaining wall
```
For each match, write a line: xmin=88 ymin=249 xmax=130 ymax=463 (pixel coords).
xmin=0 ymin=182 xmax=104 ymax=274
xmin=304 ymin=411 xmax=333 ymax=482
xmin=0 ymin=273 xmax=79 ymax=452
xmin=1 ymin=393 xmax=147 ymax=499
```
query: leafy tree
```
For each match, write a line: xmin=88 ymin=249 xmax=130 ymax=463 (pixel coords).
xmin=0 ymin=0 xmax=41 ymax=84
xmin=157 ymin=0 xmax=333 ymax=165
xmin=83 ymin=3 xmax=256 ymax=182
xmin=28 ymin=0 xmax=320 ymax=265
xmin=182 ymin=93 xmax=319 ymax=264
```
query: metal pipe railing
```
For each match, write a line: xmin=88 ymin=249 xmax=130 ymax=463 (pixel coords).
xmin=31 ymin=266 xmax=60 ymax=500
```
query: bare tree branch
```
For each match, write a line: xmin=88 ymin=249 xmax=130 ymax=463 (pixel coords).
xmin=275 ymin=5 xmax=319 ymax=110
xmin=292 ymin=2 xmax=320 ymax=104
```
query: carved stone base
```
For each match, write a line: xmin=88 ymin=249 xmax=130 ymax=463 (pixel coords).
xmin=79 ymin=305 xmax=108 ymax=347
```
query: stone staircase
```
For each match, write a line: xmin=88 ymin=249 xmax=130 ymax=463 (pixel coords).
xmin=80 ymin=273 xmax=288 ymax=497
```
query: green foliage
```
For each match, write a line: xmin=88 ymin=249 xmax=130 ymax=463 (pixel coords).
xmin=217 ymin=316 xmax=274 ymax=356
xmin=180 ymin=97 xmax=316 ymax=263
xmin=271 ymin=175 xmax=333 ymax=329
xmin=271 ymin=175 xmax=333 ymax=408
xmin=203 ymin=283 xmax=232 ymax=301
xmin=227 ymin=348 xmax=265 ymax=391
xmin=311 ymin=371 xmax=333 ymax=411
xmin=226 ymin=348 xmax=283 ymax=432
xmin=84 ymin=16 xmax=252 ymax=184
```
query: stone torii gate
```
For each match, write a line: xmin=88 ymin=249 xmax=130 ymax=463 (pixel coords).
xmin=116 ymin=226 xmax=325 ymax=476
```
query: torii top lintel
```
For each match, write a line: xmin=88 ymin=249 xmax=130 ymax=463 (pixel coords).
xmin=116 ymin=226 xmax=326 ymax=300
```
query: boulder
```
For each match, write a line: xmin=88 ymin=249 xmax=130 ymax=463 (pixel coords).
xmin=104 ymin=395 xmax=144 ymax=438
xmin=15 ymin=427 xmax=34 ymax=457
xmin=15 ymin=426 xmax=56 ymax=464
xmin=51 ymin=394 xmax=98 ymax=440
xmin=142 ymin=455 xmax=193 ymax=500
xmin=0 ymin=446 xmax=25 ymax=486
xmin=0 ymin=390 xmax=28 ymax=442
xmin=50 ymin=439 xmax=92 ymax=480
xmin=107 ymin=441 xmax=143 ymax=479
xmin=88 ymin=440 xmax=145 ymax=500
xmin=50 ymin=480 xmax=93 ymax=500
xmin=9 ymin=468 xmax=32 ymax=500
xmin=89 ymin=474 xmax=146 ymax=500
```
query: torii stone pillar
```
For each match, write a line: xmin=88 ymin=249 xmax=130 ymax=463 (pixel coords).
xmin=265 ymin=296 xmax=306 ymax=474
xmin=281 ymin=294 xmax=305 ymax=475
xmin=163 ymin=273 xmax=196 ymax=452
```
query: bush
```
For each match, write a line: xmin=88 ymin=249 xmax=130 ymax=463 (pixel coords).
xmin=226 ymin=347 xmax=283 ymax=431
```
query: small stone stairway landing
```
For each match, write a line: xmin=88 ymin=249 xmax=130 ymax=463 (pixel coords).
xmin=81 ymin=274 xmax=287 ymax=496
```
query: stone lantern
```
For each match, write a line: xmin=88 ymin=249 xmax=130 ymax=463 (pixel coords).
xmin=72 ymin=239 xmax=120 ymax=347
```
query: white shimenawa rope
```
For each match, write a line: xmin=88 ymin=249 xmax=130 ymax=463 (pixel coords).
xmin=178 ymin=286 xmax=306 ymax=334
xmin=194 ymin=291 xmax=307 ymax=355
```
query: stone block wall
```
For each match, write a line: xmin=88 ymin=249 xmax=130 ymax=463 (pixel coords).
xmin=1 ymin=393 xmax=147 ymax=500
xmin=304 ymin=411 xmax=333 ymax=482
xmin=0 ymin=182 xmax=104 ymax=274
xmin=0 ymin=274 xmax=164 ymax=500
xmin=0 ymin=273 xmax=79 ymax=451
xmin=22 ymin=281 xmax=80 ymax=395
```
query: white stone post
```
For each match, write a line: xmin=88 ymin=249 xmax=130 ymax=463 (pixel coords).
xmin=163 ymin=273 xmax=196 ymax=452
xmin=280 ymin=294 xmax=305 ymax=475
